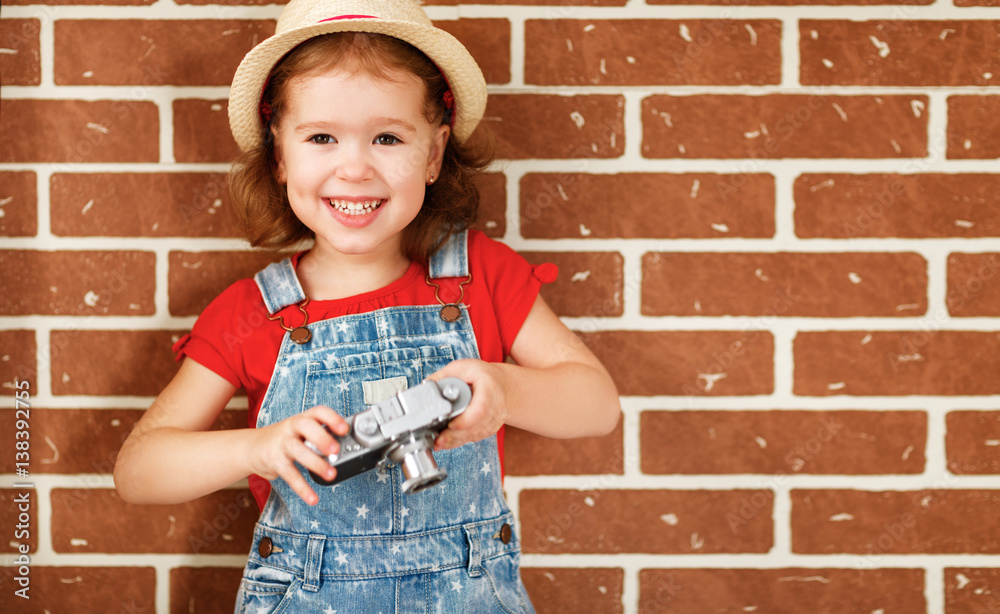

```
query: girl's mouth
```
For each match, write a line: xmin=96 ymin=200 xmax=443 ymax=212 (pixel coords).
xmin=326 ymin=198 xmax=384 ymax=216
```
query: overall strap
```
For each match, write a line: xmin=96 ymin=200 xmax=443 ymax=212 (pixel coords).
xmin=428 ymin=229 xmax=469 ymax=279
xmin=254 ymin=258 xmax=307 ymax=315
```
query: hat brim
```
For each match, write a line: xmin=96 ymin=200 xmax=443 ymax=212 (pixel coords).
xmin=229 ymin=19 xmax=486 ymax=151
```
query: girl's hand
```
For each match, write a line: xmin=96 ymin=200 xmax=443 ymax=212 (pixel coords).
xmin=247 ymin=405 xmax=349 ymax=506
xmin=429 ymin=359 xmax=508 ymax=451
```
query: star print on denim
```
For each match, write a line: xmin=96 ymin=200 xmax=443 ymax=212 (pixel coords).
xmin=481 ymin=462 xmax=491 ymax=475
xmin=335 ymin=552 xmax=348 ymax=565
xmin=451 ymin=580 xmax=462 ymax=593
xmin=391 ymin=544 xmax=402 ymax=555
xmin=337 ymin=381 xmax=349 ymax=392
xmin=323 ymin=608 xmax=336 ymax=614
xmin=469 ymin=503 xmax=476 ymax=515
xmin=376 ymin=471 xmax=390 ymax=484
xmin=337 ymin=322 xmax=349 ymax=333
xmin=310 ymin=520 xmax=320 ymax=529
xmin=357 ymin=504 xmax=369 ymax=519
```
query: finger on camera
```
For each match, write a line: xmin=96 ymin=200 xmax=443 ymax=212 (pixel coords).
xmin=293 ymin=440 xmax=337 ymax=478
xmin=307 ymin=405 xmax=350 ymax=435
xmin=299 ymin=419 xmax=339 ymax=456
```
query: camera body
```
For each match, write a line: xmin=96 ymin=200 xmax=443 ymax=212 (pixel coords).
xmin=307 ymin=378 xmax=472 ymax=494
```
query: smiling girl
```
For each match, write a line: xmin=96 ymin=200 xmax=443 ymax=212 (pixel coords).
xmin=114 ymin=1 xmax=619 ymax=612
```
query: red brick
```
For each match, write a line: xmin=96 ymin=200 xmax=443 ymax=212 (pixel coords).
xmin=1 ymin=488 xmax=36 ymax=554
xmin=170 ymin=567 xmax=244 ymax=614
xmin=945 ymin=568 xmax=1000 ymax=613
xmin=1 ymin=18 xmax=41 ymax=85
xmin=434 ymin=19 xmax=510 ymax=84
xmin=526 ymin=19 xmax=779 ymax=86
xmin=794 ymin=173 xmax=1000 ymax=238
xmin=948 ymin=253 xmax=1000 ymax=316
xmin=792 ymin=489 xmax=1000 ymax=554
xmin=169 ymin=251 xmax=284 ymax=316
xmin=955 ymin=0 xmax=1000 ymax=4
xmin=0 ymin=99 xmax=159 ymax=163
xmin=473 ymin=172 xmax=506 ymax=238
xmin=522 ymin=568 xmax=624 ymax=614
xmin=0 ymin=408 xmax=247 ymax=475
xmin=642 ymin=95 xmax=927 ymax=159
xmin=946 ymin=411 xmax=1000 ymax=475
xmin=0 ymin=251 xmax=156 ymax=316
xmin=801 ymin=20 xmax=1000 ymax=86
xmin=641 ymin=410 xmax=926 ymax=475
xmin=582 ymin=330 xmax=773 ymax=397
xmin=50 ymin=330 xmax=184 ymax=396
xmin=520 ymin=251 xmax=624 ymax=318
xmin=520 ymin=173 xmax=775 ymax=239
xmin=0 ymin=566 xmax=156 ymax=612
xmin=638 ymin=568 xmax=925 ymax=613
xmin=948 ymin=96 xmax=1000 ymax=159
xmin=506 ymin=416 xmax=623 ymax=477
xmin=0 ymin=171 xmax=38 ymax=237
xmin=174 ymin=99 xmax=242 ymax=163
xmin=485 ymin=94 xmax=624 ymax=159
xmin=794 ymin=331 xmax=1000 ymax=396
xmin=0 ymin=330 xmax=36 ymax=395
xmin=51 ymin=172 xmax=242 ymax=238
xmin=55 ymin=20 xmax=273 ymax=86
xmin=520 ymin=489 xmax=772 ymax=554
xmin=51 ymin=488 xmax=256 ymax=554
xmin=642 ymin=252 xmax=927 ymax=317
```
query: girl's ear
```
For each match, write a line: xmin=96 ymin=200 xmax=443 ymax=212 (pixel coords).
xmin=427 ymin=124 xmax=450 ymax=183
xmin=273 ymin=134 xmax=287 ymax=184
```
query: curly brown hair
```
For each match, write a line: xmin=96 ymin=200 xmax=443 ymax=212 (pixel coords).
xmin=228 ymin=32 xmax=493 ymax=263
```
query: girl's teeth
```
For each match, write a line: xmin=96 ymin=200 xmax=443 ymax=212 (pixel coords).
xmin=328 ymin=199 xmax=381 ymax=215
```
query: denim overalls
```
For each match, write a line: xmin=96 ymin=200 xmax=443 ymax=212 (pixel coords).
xmin=234 ymin=231 xmax=534 ymax=613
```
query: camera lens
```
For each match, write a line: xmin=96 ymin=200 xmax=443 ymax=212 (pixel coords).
xmin=387 ymin=432 xmax=447 ymax=494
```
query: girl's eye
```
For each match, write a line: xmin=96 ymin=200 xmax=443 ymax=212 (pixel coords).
xmin=310 ymin=134 xmax=334 ymax=145
xmin=375 ymin=134 xmax=401 ymax=146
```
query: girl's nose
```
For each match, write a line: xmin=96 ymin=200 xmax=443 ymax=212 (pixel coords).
xmin=335 ymin=144 xmax=376 ymax=182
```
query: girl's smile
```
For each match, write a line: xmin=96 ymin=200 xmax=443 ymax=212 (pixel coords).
xmin=272 ymin=65 xmax=449 ymax=265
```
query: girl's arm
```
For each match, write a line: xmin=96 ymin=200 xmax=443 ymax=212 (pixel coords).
xmin=114 ymin=358 xmax=348 ymax=506
xmin=431 ymin=295 xmax=620 ymax=450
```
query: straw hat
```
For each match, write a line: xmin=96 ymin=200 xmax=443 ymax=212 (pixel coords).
xmin=228 ymin=0 xmax=487 ymax=151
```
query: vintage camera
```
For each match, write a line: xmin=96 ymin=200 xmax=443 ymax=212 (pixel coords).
xmin=306 ymin=378 xmax=472 ymax=494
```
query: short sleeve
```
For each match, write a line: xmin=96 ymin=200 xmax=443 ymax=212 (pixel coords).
xmin=471 ymin=232 xmax=558 ymax=356
xmin=173 ymin=282 xmax=258 ymax=389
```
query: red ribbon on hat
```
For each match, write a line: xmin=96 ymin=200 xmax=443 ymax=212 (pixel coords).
xmin=318 ymin=15 xmax=378 ymax=22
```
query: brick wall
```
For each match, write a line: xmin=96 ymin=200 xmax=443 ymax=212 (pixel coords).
xmin=2 ymin=0 xmax=999 ymax=612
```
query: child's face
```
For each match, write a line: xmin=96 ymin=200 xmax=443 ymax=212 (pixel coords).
xmin=272 ymin=65 xmax=449 ymax=262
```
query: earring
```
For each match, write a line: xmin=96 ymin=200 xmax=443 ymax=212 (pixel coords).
xmin=427 ymin=172 xmax=435 ymax=185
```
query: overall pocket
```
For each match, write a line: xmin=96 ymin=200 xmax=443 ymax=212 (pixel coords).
xmin=235 ymin=564 xmax=300 ymax=614
xmin=481 ymin=551 xmax=534 ymax=614
xmin=303 ymin=345 xmax=455 ymax=417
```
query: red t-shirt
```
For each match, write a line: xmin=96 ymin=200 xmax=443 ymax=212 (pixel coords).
xmin=175 ymin=230 xmax=556 ymax=508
